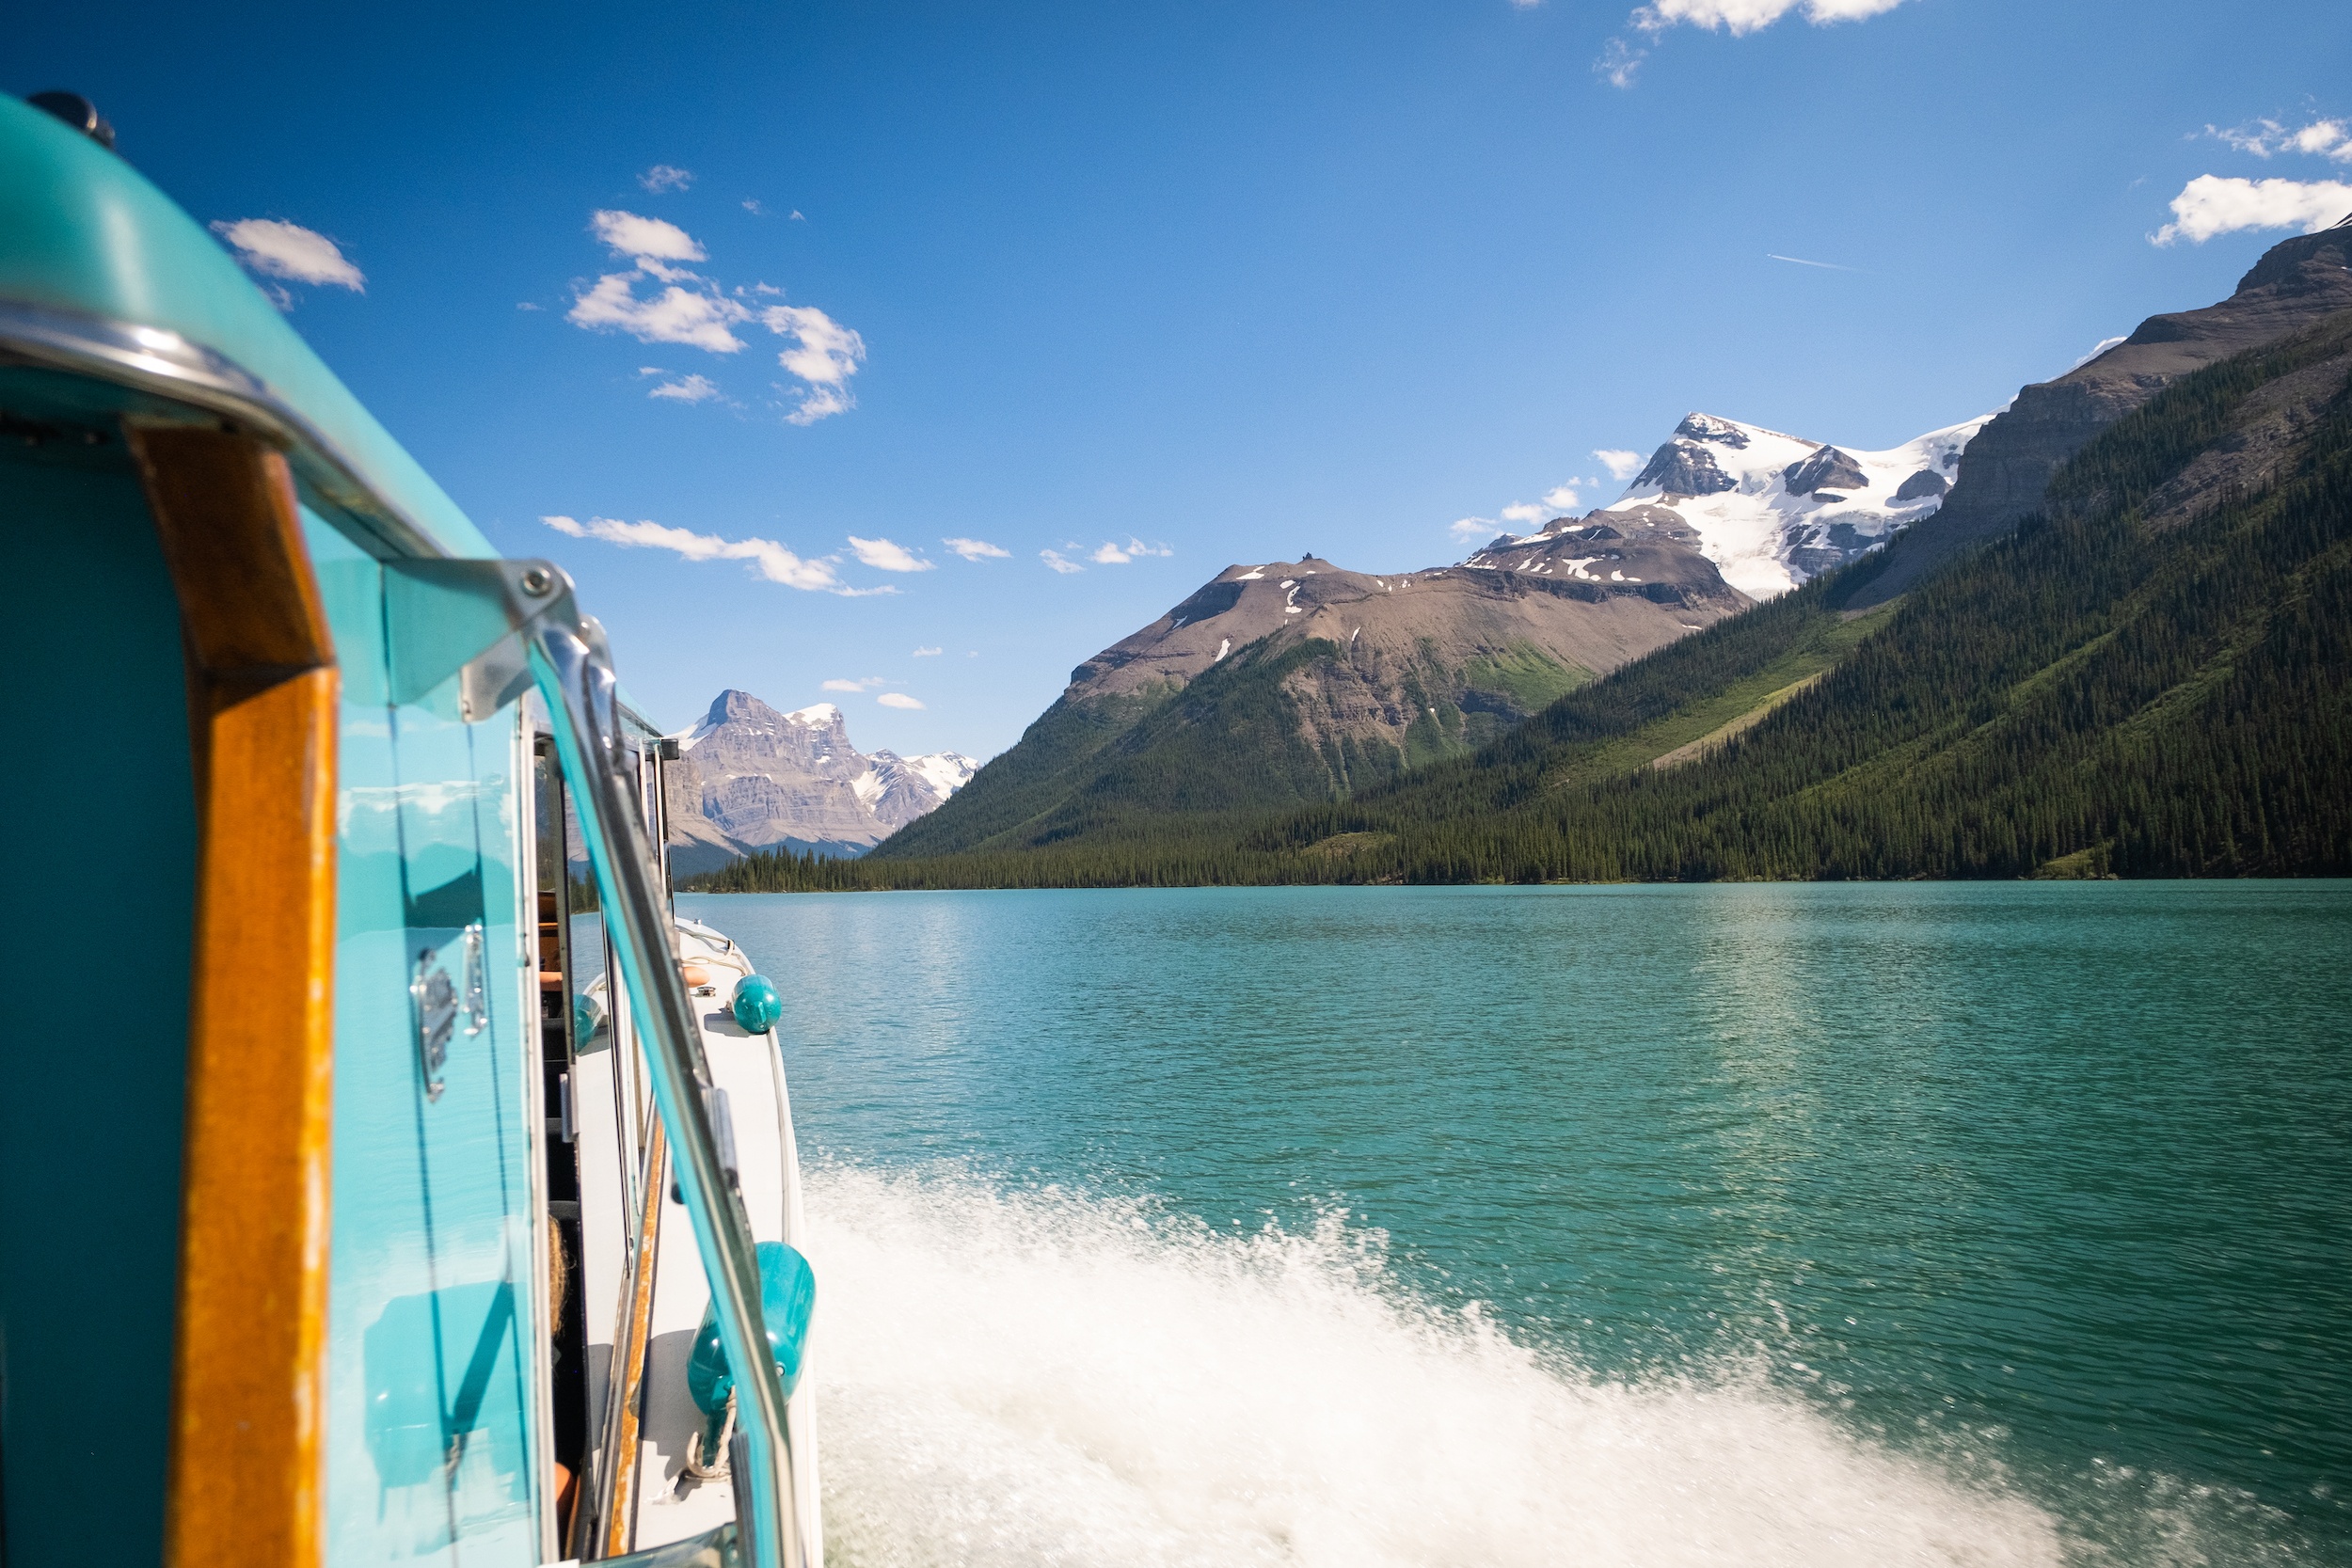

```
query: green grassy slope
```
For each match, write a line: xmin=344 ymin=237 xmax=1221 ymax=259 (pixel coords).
xmin=871 ymin=629 xmax=1590 ymax=861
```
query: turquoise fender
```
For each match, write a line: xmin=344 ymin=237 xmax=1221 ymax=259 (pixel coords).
xmin=731 ymin=974 xmax=784 ymax=1035
xmin=686 ymin=1240 xmax=816 ymax=1416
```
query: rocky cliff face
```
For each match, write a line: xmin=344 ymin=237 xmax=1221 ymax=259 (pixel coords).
xmin=662 ymin=690 xmax=977 ymax=872
xmin=1848 ymin=219 xmax=2352 ymax=608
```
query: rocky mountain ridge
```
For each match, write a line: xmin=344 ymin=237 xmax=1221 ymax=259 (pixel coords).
xmin=1849 ymin=215 xmax=2352 ymax=608
xmin=663 ymin=690 xmax=977 ymax=872
xmin=875 ymin=535 xmax=1750 ymax=859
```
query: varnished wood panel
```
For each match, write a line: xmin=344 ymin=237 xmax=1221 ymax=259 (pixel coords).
xmin=127 ymin=425 xmax=338 ymax=1568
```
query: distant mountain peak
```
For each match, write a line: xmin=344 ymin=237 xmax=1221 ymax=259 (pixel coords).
xmin=662 ymin=689 xmax=977 ymax=873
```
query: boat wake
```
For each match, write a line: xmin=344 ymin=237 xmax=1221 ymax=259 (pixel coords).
xmin=799 ymin=1164 xmax=2077 ymax=1568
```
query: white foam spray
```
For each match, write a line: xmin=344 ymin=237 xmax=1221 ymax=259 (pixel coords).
xmin=799 ymin=1164 xmax=2066 ymax=1567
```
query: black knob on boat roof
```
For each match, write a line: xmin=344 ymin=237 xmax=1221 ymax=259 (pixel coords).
xmin=27 ymin=91 xmax=116 ymax=150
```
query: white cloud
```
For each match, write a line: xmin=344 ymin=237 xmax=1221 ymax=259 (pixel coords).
xmin=591 ymin=210 xmax=706 ymax=261
xmin=640 ymin=165 xmax=693 ymax=193
xmin=783 ymin=385 xmax=851 ymax=425
xmin=1040 ymin=548 xmax=1084 ymax=574
xmin=1598 ymin=0 xmax=1907 ymax=87
xmin=1642 ymin=0 xmax=1905 ymax=33
xmin=912 ymin=645 xmax=944 ymax=657
xmin=743 ymin=198 xmax=766 ymax=214
xmin=2152 ymin=176 xmax=2352 ymax=245
xmin=1449 ymin=516 xmax=1497 ymax=543
xmin=569 ymin=272 xmax=749 ymax=352
xmin=1595 ymin=449 xmax=1645 ymax=481
xmin=210 ymin=218 xmax=366 ymax=291
xmin=943 ymin=536 xmax=1011 ymax=561
xmin=790 ymin=210 xmax=806 ymax=221
xmin=648 ymin=372 xmax=722 ymax=403
xmin=847 ymin=535 xmax=933 ymax=572
xmin=761 ymin=305 xmax=866 ymax=423
xmin=540 ymin=514 xmax=844 ymax=593
xmin=2209 ymin=118 xmax=2352 ymax=165
xmin=877 ymin=691 xmax=925 ymax=710
xmin=822 ymin=676 xmax=887 ymax=691
xmin=1499 ymin=502 xmax=1547 ymax=528
xmin=566 ymin=216 xmax=867 ymax=421
xmin=1541 ymin=484 xmax=1583 ymax=511
xmin=765 ymin=305 xmax=865 ymax=385
xmin=1089 ymin=537 xmax=1174 ymax=565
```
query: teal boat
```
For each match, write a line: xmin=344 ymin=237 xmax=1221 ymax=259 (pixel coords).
xmin=0 ymin=93 xmax=821 ymax=1568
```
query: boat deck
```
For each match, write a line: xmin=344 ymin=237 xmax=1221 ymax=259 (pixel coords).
xmin=573 ymin=917 xmax=820 ymax=1560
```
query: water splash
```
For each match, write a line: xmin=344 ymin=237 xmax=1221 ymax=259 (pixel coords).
xmin=799 ymin=1164 xmax=2066 ymax=1568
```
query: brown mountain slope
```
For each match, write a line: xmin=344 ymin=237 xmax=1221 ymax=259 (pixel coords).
xmin=1851 ymin=216 xmax=2352 ymax=607
xmin=874 ymin=536 xmax=1746 ymax=858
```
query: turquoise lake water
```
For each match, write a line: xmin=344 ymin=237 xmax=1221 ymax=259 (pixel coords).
xmin=670 ymin=882 xmax=2352 ymax=1567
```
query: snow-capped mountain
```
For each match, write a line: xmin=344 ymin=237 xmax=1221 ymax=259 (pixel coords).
xmin=663 ymin=690 xmax=977 ymax=871
xmin=1468 ymin=411 xmax=1994 ymax=599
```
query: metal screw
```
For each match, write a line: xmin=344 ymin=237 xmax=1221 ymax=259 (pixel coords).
xmin=519 ymin=566 xmax=553 ymax=597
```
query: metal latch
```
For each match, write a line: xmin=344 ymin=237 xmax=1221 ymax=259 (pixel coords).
xmin=411 ymin=944 xmax=457 ymax=1101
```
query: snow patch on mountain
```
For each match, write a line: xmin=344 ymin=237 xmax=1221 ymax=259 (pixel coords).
xmin=1475 ymin=410 xmax=1995 ymax=600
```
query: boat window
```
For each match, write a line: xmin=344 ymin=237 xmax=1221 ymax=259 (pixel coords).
xmin=532 ymin=736 xmax=591 ymax=1540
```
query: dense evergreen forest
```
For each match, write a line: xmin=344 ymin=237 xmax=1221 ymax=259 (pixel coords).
xmin=682 ymin=312 xmax=2352 ymax=893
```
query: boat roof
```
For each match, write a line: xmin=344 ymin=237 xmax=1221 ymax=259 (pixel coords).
xmin=0 ymin=95 xmax=491 ymax=562
xmin=0 ymin=97 xmax=675 ymax=737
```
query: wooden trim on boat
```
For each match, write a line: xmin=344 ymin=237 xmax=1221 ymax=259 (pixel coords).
xmin=129 ymin=425 xmax=339 ymax=1568
xmin=596 ymin=1117 xmax=670 ymax=1560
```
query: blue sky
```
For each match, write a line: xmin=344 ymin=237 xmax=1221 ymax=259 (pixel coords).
xmin=20 ymin=0 xmax=2352 ymax=760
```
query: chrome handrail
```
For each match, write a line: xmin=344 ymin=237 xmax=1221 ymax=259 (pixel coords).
xmin=386 ymin=558 xmax=808 ymax=1568
xmin=530 ymin=610 xmax=806 ymax=1568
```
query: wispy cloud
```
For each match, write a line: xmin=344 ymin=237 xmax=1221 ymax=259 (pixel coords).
xmin=1499 ymin=503 xmax=1547 ymax=528
xmin=2207 ymin=118 xmax=2352 ymax=164
xmin=1595 ymin=449 xmax=1645 ymax=481
xmin=1768 ymin=252 xmax=1860 ymax=271
xmin=1040 ymin=548 xmax=1084 ymax=574
xmin=541 ymin=513 xmax=848 ymax=593
xmin=211 ymin=218 xmax=366 ymax=291
xmin=1449 ymin=516 xmax=1498 ymax=544
xmin=763 ymin=304 xmax=866 ymax=424
xmin=943 ymin=536 xmax=1011 ymax=561
xmin=822 ymin=676 xmax=888 ymax=691
xmin=912 ymin=645 xmax=944 ymax=657
xmin=2152 ymin=175 xmax=2352 ymax=245
xmin=647 ymin=372 xmax=723 ymax=403
xmin=877 ymin=691 xmax=926 ymax=710
xmin=1089 ymin=537 xmax=1174 ymax=564
xmin=640 ymin=164 xmax=693 ymax=193
xmin=846 ymin=535 xmax=933 ymax=572
xmin=564 ymin=211 xmax=866 ymax=420
xmin=1598 ymin=0 xmax=1909 ymax=87
xmin=1542 ymin=483 xmax=1588 ymax=511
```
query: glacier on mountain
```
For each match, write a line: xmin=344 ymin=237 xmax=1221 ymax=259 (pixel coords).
xmin=1468 ymin=410 xmax=1994 ymax=599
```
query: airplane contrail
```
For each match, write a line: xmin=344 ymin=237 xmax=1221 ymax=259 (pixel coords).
xmin=1768 ymin=253 xmax=1862 ymax=272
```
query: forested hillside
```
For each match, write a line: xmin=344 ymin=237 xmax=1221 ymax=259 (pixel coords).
xmin=686 ymin=308 xmax=2352 ymax=893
